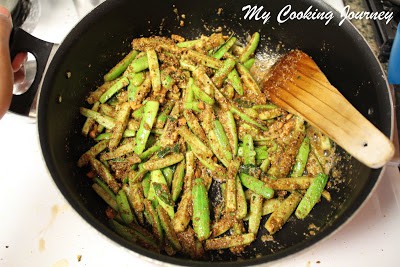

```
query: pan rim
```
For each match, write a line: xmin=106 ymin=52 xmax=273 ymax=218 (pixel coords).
xmin=36 ymin=0 xmax=393 ymax=265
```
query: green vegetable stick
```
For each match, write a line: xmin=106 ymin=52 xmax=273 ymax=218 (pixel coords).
xmin=291 ymin=137 xmax=310 ymax=177
xmin=183 ymin=110 xmax=208 ymax=143
xmin=177 ymin=126 xmax=213 ymax=158
xmin=172 ymin=159 xmax=186 ymax=201
xmin=156 ymin=205 xmax=182 ymax=251
xmin=109 ymin=219 xmax=159 ymax=252
xmin=142 ymin=153 xmax=184 ymax=171
xmin=192 ymin=151 xmax=227 ymax=182
xmin=191 ymin=80 xmax=215 ymax=105
xmin=243 ymin=57 xmax=255 ymax=70
xmin=89 ymin=158 xmax=120 ymax=194
xmin=141 ymin=172 xmax=151 ymax=198
xmin=125 ymin=55 xmax=149 ymax=74
xmin=127 ymin=72 xmax=146 ymax=101
xmin=205 ymin=233 xmax=255 ymax=250
xmin=173 ymin=191 xmax=192 ymax=233
xmin=183 ymin=101 xmax=202 ymax=112
xmin=79 ymin=107 xmax=115 ymax=129
xmin=99 ymin=102 xmax=115 ymax=117
xmin=179 ymin=59 xmax=197 ymax=72
xmin=192 ymin=68 xmax=216 ymax=97
xmin=260 ymin=158 xmax=270 ymax=172
xmin=162 ymin=166 xmax=174 ymax=188
xmin=226 ymin=160 xmax=239 ymax=214
xmin=235 ymin=176 xmax=247 ymax=219
xmin=109 ymin=102 xmax=131 ymax=149
xmin=264 ymin=177 xmax=315 ymax=190
xmin=212 ymin=36 xmax=237 ymax=59
xmin=184 ymin=78 xmax=195 ymax=103
xmin=230 ymin=106 xmax=268 ymax=131
xmin=186 ymin=50 xmax=223 ymax=69
xmin=94 ymin=129 xmax=135 ymax=141
xmin=77 ymin=140 xmax=108 ymax=167
xmin=176 ymin=39 xmax=201 ymax=48
xmin=104 ymin=50 xmax=139 ymax=82
xmin=211 ymin=215 xmax=234 ymax=237
xmin=183 ymin=151 xmax=195 ymax=191
xmin=213 ymin=120 xmax=233 ymax=162
xmin=82 ymin=101 xmax=100 ymax=136
xmin=99 ymin=77 xmax=129 ymax=104
xmin=265 ymin=191 xmax=302 ymax=234
xmin=157 ymin=144 xmax=179 ymax=158
xmin=139 ymin=144 xmax=162 ymax=162
xmin=147 ymin=170 xmax=167 ymax=201
xmin=92 ymin=183 xmax=118 ymax=211
xmin=143 ymin=199 xmax=163 ymax=243
xmin=207 ymin=129 xmax=229 ymax=168
xmin=255 ymin=146 xmax=269 ymax=160
xmin=128 ymin=163 xmax=148 ymax=184
xmin=100 ymin=140 xmax=137 ymax=161
xmin=130 ymin=74 xmax=152 ymax=106
xmin=239 ymin=32 xmax=260 ymax=63
xmin=212 ymin=58 xmax=237 ymax=88
xmin=153 ymin=182 xmax=175 ymax=219
xmin=242 ymin=134 xmax=256 ymax=165
xmin=134 ymin=100 xmax=159 ymax=154
xmin=156 ymin=102 xmax=174 ymax=129
xmin=221 ymin=110 xmax=238 ymax=156
xmin=94 ymin=177 xmax=116 ymax=199
xmin=262 ymin=198 xmax=283 ymax=216
xmin=127 ymin=182 xmax=145 ymax=224
xmin=239 ymin=173 xmax=274 ymax=199
xmin=227 ymin=69 xmax=244 ymax=95
xmin=295 ymin=173 xmax=329 ymax=219
xmin=161 ymin=71 xmax=174 ymax=90
xmin=192 ymin=178 xmax=211 ymax=241
xmin=116 ymin=187 xmax=134 ymax=224
xmin=248 ymin=193 xmax=263 ymax=235
xmin=146 ymin=49 xmax=161 ymax=92
xmin=236 ymin=63 xmax=262 ymax=95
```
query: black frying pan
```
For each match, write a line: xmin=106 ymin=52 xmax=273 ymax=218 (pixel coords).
xmin=9 ymin=0 xmax=393 ymax=265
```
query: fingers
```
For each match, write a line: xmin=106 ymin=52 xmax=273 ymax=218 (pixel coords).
xmin=0 ymin=6 xmax=13 ymax=119
xmin=12 ymin=52 xmax=27 ymax=72
xmin=14 ymin=65 xmax=25 ymax=85
xmin=0 ymin=6 xmax=12 ymax=42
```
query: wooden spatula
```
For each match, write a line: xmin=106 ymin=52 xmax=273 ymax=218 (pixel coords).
xmin=262 ymin=50 xmax=394 ymax=168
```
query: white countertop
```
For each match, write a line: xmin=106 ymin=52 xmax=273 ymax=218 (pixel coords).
xmin=1 ymin=113 xmax=399 ymax=267
xmin=1 ymin=0 xmax=400 ymax=266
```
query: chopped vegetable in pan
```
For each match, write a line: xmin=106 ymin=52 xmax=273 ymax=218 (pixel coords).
xmin=78 ymin=32 xmax=336 ymax=257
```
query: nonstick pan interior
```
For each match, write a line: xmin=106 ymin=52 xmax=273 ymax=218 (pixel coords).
xmin=37 ymin=0 xmax=392 ymax=265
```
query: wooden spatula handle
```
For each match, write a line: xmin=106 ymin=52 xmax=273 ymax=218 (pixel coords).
xmin=263 ymin=50 xmax=394 ymax=169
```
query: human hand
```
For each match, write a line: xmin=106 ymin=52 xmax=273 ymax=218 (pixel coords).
xmin=0 ymin=6 xmax=27 ymax=119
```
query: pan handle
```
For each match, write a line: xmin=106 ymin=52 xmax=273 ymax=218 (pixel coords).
xmin=9 ymin=28 xmax=55 ymax=117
